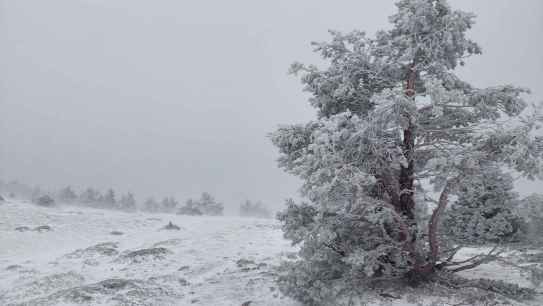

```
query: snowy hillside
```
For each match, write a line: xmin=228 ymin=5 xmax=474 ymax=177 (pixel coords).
xmin=0 ymin=200 xmax=298 ymax=306
xmin=1 ymin=199 xmax=542 ymax=306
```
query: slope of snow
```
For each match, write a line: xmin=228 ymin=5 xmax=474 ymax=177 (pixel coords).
xmin=0 ymin=200 xmax=299 ymax=306
xmin=1 ymin=200 xmax=541 ymax=306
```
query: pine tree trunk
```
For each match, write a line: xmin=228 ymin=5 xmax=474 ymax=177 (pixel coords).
xmin=399 ymin=63 xmax=417 ymax=222
xmin=401 ymin=63 xmax=437 ymax=282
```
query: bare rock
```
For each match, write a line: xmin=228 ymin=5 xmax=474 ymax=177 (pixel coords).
xmin=33 ymin=225 xmax=52 ymax=232
xmin=161 ymin=221 xmax=181 ymax=230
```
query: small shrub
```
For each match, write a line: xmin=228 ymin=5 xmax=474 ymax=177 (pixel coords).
xmin=34 ymin=195 xmax=55 ymax=207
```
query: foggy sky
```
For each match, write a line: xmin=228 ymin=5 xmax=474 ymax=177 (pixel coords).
xmin=1 ymin=0 xmax=542 ymax=212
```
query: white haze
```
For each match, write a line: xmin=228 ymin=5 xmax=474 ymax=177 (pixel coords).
xmin=1 ymin=0 xmax=542 ymax=211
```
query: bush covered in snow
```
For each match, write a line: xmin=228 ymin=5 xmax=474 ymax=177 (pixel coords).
xmin=34 ymin=195 xmax=55 ymax=207
xmin=177 ymin=199 xmax=203 ymax=216
xmin=177 ymin=193 xmax=223 ymax=216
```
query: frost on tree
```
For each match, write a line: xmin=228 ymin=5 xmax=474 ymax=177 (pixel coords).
xmin=57 ymin=186 xmax=78 ymax=204
xmin=118 ymin=193 xmax=137 ymax=212
xmin=161 ymin=197 xmax=179 ymax=213
xmin=144 ymin=197 xmax=160 ymax=213
xmin=443 ymin=166 xmax=524 ymax=244
xmin=101 ymin=188 xmax=117 ymax=209
xmin=79 ymin=188 xmax=101 ymax=206
xmin=271 ymin=0 xmax=543 ymax=303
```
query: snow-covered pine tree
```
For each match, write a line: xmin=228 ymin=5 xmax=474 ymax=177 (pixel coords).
xmin=144 ymin=197 xmax=160 ymax=213
xmin=79 ymin=188 xmax=101 ymax=206
xmin=101 ymin=188 xmax=117 ymax=209
xmin=57 ymin=186 xmax=78 ymax=204
xmin=160 ymin=196 xmax=178 ymax=213
xmin=271 ymin=0 xmax=543 ymax=303
xmin=198 ymin=192 xmax=224 ymax=216
xmin=118 ymin=192 xmax=137 ymax=212
xmin=443 ymin=166 xmax=524 ymax=244
xmin=177 ymin=198 xmax=203 ymax=216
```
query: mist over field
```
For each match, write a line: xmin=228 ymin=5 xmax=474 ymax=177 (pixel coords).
xmin=1 ymin=0 xmax=542 ymax=209
xmin=1 ymin=1 xmax=543 ymax=305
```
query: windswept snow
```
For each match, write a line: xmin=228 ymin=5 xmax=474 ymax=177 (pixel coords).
xmin=0 ymin=200 xmax=298 ymax=306
xmin=1 ymin=200 xmax=541 ymax=306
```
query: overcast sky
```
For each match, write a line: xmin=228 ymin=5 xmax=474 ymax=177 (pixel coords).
xmin=1 ymin=0 xmax=542 ymax=212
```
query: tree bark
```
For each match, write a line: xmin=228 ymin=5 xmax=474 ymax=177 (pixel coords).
xmin=398 ymin=64 xmax=417 ymax=221
xmin=428 ymin=177 xmax=458 ymax=264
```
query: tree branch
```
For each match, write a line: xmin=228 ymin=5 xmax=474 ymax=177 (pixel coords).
xmin=448 ymin=245 xmax=503 ymax=273
xmin=428 ymin=176 xmax=460 ymax=264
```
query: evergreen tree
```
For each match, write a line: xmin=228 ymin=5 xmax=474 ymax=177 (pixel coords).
xmin=57 ymin=186 xmax=78 ymax=203
xmin=443 ymin=167 xmax=524 ymax=243
xmin=79 ymin=188 xmax=100 ymax=206
xmin=198 ymin=192 xmax=224 ymax=216
xmin=118 ymin=193 xmax=137 ymax=212
xmin=177 ymin=193 xmax=223 ymax=216
xmin=102 ymin=188 xmax=117 ymax=209
xmin=270 ymin=0 xmax=543 ymax=302
xmin=177 ymin=198 xmax=203 ymax=216
xmin=160 ymin=196 xmax=178 ymax=213
xmin=144 ymin=197 xmax=160 ymax=213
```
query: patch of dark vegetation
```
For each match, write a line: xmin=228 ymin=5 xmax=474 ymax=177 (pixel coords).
xmin=109 ymin=230 xmax=124 ymax=235
xmin=20 ymin=278 xmax=141 ymax=305
xmin=33 ymin=195 xmax=55 ymax=207
xmin=435 ymin=272 xmax=537 ymax=302
xmin=15 ymin=276 xmax=185 ymax=306
xmin=4 ymin=271 xmax=86 ymax=303
xmin=236 ymin=259 xmax=256 ymax=267
xmin=65 ymin=242 xmax=119 ymax=259
xmin=235 ymin=259 xmax=269 ymax=272
xmin=116 ymin=247 xmax=172 ymax=263
xmin=153 ymin=238 xmax=183 ymax=247
xmin=147 ymin=274 xmax=190 ymax=287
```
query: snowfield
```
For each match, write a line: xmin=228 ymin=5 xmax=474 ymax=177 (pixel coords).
xmin=1 ymin=199 xmax=541 ymax=306
xmin=0 ymin=200 xmax=298 ymax=306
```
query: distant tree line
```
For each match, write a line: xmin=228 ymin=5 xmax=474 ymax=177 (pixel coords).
xmin=0 ymin=179 xmax=239 ymax=217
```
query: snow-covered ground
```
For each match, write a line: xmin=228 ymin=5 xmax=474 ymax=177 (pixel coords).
xmin=0 ymin=200 xmax=299 ymax=306
xmin=1 ymin=199 xmax=541 ymax=306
